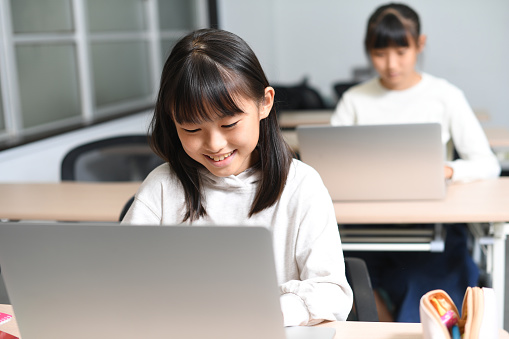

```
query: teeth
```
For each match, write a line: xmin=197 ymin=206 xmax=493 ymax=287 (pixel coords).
xmin=208 ymin=151 xmax=232 ymax=162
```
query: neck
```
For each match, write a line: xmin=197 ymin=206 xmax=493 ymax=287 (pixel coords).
xmin=380 ymin=72 xmax=422 ymax=91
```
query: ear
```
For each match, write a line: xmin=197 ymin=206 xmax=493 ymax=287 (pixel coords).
xmin=259 ymin=86 xmax=274 ymax=121
xmin=417 ymin=34 xmax=427 ymax=53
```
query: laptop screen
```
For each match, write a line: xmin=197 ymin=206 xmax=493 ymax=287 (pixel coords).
xmin=297 ymin=123 xmax=446 ymax=201
xmin=0 ymin=224 xmax=291 ymax=339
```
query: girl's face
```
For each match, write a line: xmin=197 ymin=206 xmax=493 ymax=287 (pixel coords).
xmin=369 ymin=34 xmax=426 ymax=90
xmin=175 ymin=87 xmax=274 ymax=177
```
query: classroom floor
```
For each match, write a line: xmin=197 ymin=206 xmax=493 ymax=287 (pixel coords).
xmin=0 ymin=240 xmax=507 ymax=329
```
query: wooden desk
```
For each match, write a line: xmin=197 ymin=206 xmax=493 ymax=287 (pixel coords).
xmin=317 ymin=320 xmax=509 ymax=339
xmin=0 ymin=304 xmax=506 ymax=339
xmin=334 ymin=177 xmax=509 ymax=328
xmin=334 ymin=178 xmax=509 ymax=224
xmin=484 ymin=126 xmax=509 ymax=149
xmin=1 ymin=179 xmax=508 ymax=325
xmin=278 ymin=109 xmax=333 ymax=128
xmin=0 ymin=182 xmax=140 ymax=222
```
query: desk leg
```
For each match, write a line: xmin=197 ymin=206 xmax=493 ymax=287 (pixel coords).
xmin=492 ymin=222 xmax=508 ymax=329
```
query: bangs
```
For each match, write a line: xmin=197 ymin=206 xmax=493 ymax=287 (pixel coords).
xmin=368 ymin=13 xmax=410 ymax=49
xmin=169 ymin=55 xmax=251 ymax=125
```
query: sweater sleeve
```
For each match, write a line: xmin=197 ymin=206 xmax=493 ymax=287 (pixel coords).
xmin=120 ymin=164 xmax=170 ymax=225
xmin=446 ymin=89 xmax=501 ymax=182
xmin=121 ymin=195 xmax=161 ymax=225
xmin=279 ymin=165 xmax=353 ymax=325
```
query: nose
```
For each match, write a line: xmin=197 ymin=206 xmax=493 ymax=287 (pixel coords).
xmin=204 ymin=129 xmax=227 ymax=153
xmin=386 ymin=51 xmax=397 ymax=70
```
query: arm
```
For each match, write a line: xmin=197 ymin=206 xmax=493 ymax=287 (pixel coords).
xmin=446 ymin=90 xmax=501 ymax=182
xmin=121 ymin=164 xmax=181 ymax=225
xmin=279 ymin=166 xmax=353 ymax=326
xmin=121 ymin=195 xmax=161 ymax=225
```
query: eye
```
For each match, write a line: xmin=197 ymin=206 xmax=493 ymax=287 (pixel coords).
xmin=183 ymin=127 xmax=201 ymax=133
xmin=222 ymin=121 xmax=239 ymax=128
xmin=397 ymin=48 xmax=407 ymax=55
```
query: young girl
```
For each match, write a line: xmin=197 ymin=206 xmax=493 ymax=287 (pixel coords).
xmin=122 ymin=28 xmax=353 ymax=326
xmin=330 ymin=3 xmax=500 ymax=322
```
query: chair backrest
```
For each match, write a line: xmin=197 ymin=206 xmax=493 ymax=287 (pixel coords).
xmin=332 ymin=81 xmax=359 ymax=103
xmin=119 ymin=195 xmax=135 ymax=222
xmin=61 ymin=135 xmax=164 ymax=182
xmin=344 ymin=257 xmax=379 ymax=322
xmin=273 ymin=78 xmax=327 ymax=112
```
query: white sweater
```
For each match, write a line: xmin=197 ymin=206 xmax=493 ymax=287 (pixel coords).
xmin=122 ymin=159 xmax=353 ymax=326
xmin=330 ymin=73 xmax=501 ymax=182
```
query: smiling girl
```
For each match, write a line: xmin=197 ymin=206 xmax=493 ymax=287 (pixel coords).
xmin=122 ymin=28 xmax=353 ymax=326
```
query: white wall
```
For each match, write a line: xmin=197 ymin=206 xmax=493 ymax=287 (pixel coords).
xmin=218 ymin=0 xmax=509 ymax=127
xmin=0 ymin=111 xmax=152 ymax=182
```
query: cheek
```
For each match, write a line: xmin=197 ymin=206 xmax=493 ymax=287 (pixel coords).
xmin=234 ymin=122 xmax=260 ymax=149
xmin=405 ymin=54 xmax=418 ymax=66
xmin=370 ymin=57 xmax=384 ymax=70
xmin=177 ymin=133 xmax=199 ymax=153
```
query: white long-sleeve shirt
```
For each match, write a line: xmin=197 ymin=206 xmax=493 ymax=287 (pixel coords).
xmin=330 ymin=73 xmax=501 ymax=182
xmin=122 ymin=159 xmax=353 ymax=326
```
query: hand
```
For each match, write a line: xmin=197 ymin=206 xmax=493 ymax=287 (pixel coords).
xmin=444 ymin=166 xmax=453 ymax=179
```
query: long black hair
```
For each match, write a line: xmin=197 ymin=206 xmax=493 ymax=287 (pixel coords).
xmin=150 ymin=28 xmax=293 ymax=222
xmin=365 ymin=3 xmax=421 ymax=53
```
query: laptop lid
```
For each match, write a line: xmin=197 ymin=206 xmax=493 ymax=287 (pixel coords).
xmin=0 ymin=223 xmax=334 ymax=339
xmin=296 ymin=123 xmax=446 ymax=201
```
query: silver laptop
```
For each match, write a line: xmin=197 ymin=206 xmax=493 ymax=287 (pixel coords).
xmin=0 ymin=223 xmax=335 ymax=339
xmin=297 ymin=123 xmax=446 ymax=201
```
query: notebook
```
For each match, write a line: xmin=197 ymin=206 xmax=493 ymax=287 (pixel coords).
xmin=0 ymin=223 xmax=335 ymax=339
xmin=296 ymin=123 xmax=446 ymax=201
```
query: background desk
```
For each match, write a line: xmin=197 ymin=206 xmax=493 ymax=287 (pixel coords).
xmin=278 ymin=110 xmax=509 ymax=154
xmin=0 ymin=304 xmax=507 ymax=339
xmin=334 ymin=177 xmax=509 ymax=328
xmin=0 ymin=182 xmax=140 ymax=222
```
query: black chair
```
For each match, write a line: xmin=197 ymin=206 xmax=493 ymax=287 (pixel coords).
xmin=61 ymin=135 xmax=163 ymax=182
xmin=272 ymin=78 xmax=327 ymax=112
xmin=344 ymin=257 xmax=379 ymax=322
xmin=332 ymin=81 xmax=359 ymax=103
xmin=119 ymin=195 xmax=135 ymax=222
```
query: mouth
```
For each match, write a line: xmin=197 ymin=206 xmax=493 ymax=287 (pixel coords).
xmin=205 ymin=150 xmax=235 ymax=162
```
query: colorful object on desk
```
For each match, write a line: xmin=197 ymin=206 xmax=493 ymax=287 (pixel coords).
xmin=430 ymin=297 xmax=447 ymax=316
xmin=430 ymin=297 xmax=458 ymax=329
xmin=421 ymin=288 xmax=498 ymax=339
xmin=0 ymin=313 xmax=11 ymax=326
xmin=451 ymin=325 xmax=461 ymax=339
xmin=441 ymin=310 xmax=459 ymax=328
xmin=0 ymin=331 xmax=18 ymax=339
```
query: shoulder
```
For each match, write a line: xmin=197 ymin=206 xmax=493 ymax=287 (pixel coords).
xmin=421 ymin=73 xmax=465 ymax=97
xmin=286 ymin=159 xmax=327 ymax=192
xmin=344 ymin=77 xmax=383 ymax=97
xmin=281 ymin=160 xmax=335 ymax=217
xmin=142 ymin=162 xmax=175 ymax=183
xmin=136 ymin=163 xmax=182 ymax=195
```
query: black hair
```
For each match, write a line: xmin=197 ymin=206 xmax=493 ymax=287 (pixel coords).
xmin=150 ymin=28 xmax=294 ymax=222
xmin=364 ymin=3 xmax=421 ymax=53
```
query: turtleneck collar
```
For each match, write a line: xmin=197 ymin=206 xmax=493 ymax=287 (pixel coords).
xmin=199 ymin=166 xmax=260 ymax=191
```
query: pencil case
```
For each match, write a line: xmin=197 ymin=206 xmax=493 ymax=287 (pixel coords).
xmin=419 ymin=287 xmax=498 ymax=339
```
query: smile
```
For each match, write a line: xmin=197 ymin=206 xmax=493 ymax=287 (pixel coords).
xmin=206 ymin=150 xmax=234 ymax=162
